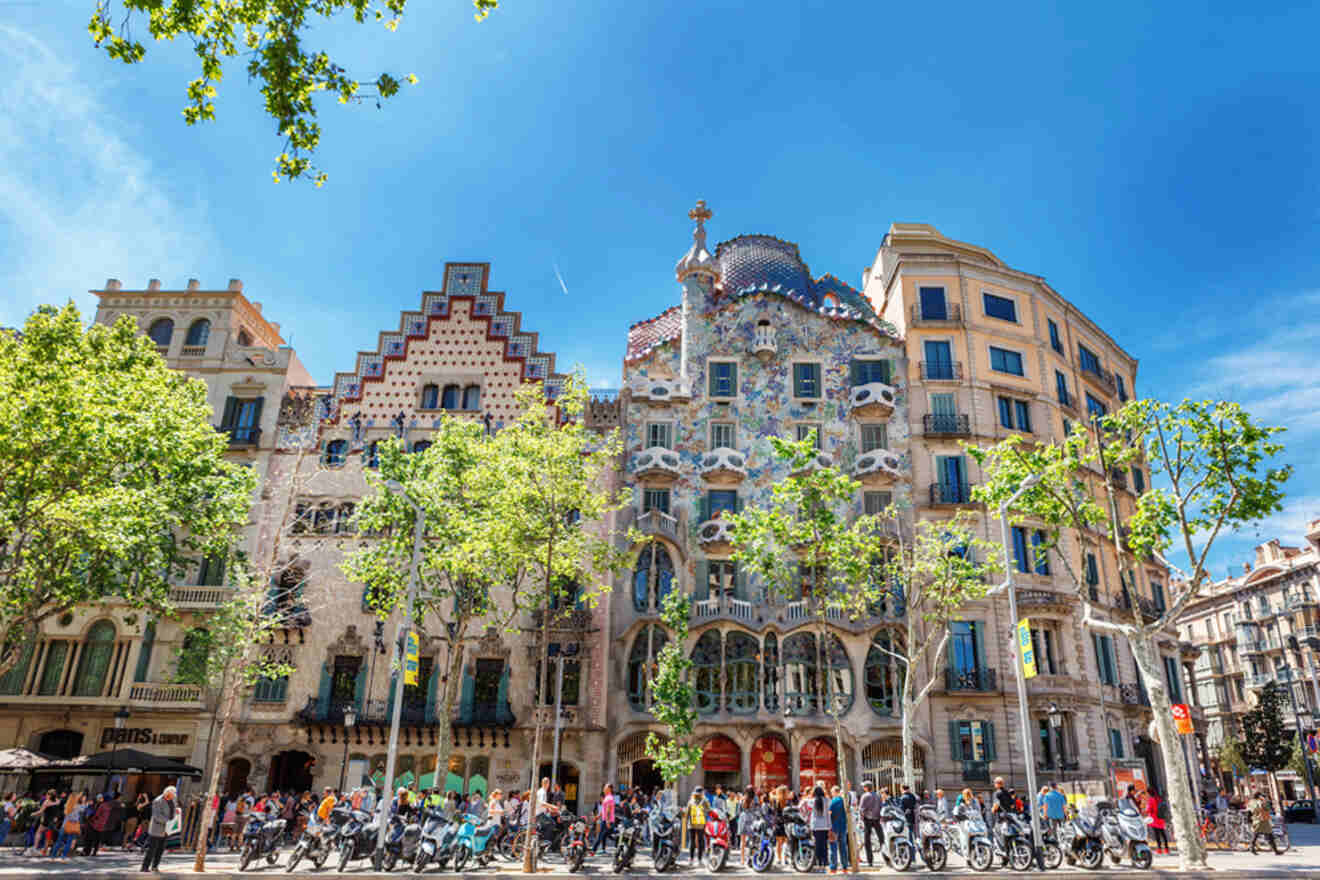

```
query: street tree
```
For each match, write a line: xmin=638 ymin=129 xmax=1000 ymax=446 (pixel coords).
xmin=1241 ymin=681 xmax=1294 ymax=807
xmin=89 ymin=0 xmax=499 ymax=185
xmin=641 ymin=587 xmax=703 ymax=800
xmin=1218 ymin=737 xmax=1248 ymax=787
xmin=726 ymin=432 xmax=897 ymax=873
xmin=970 ymin=398 xmax=1289 ymax=871
xmin=475 ymin=377 xmax=629 ymax=871
xmin=873 ymin=511 xmax=1002 ymax=789
xmin=341 ymin=419 xmax=529 ymax=798
xmin=0 ymin=303 xmax=255 ymax=676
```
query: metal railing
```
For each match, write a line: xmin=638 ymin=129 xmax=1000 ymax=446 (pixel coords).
xmin=168 ymin=586 xmax=232 ymax=608
xmin=946 ymin=667 xmax=997 ymax=692
xmin=929 ymin=481 xmax=974 ymax=505
xmin=1080 ymin=362 xmax=1116 ymax=393
xmin=922 ymin=413 xmax=970 ymax=435
xmin=961 ymin=761 xmax=991 ymax=782
xmin=220 ymin=425 xmax=262 ymax=446
xmin=910 ymin=304 xmax=963 ymax=325
xmin=637 ymin=508 xmax=681 ymax=543
xmin=128 ymin=682 xmax=203 ymax=705
xmin=919 ymin=361 xmax=963 ymax=381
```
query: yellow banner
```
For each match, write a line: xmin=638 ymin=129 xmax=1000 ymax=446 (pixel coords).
xmin=404 ymin=631 xmax=420 ymax=686
xmin=1018 ymin=618 xmax=1037 ymax=679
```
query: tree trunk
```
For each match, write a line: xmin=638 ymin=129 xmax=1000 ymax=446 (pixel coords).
xmin=523 ymin=546 xmax=554 ymax=872
xmin=193 ymin=667 xmax=243 ymax=871
xmin=431 ymin=639 xmax=465 ymax=796
xmin=1129 ymin=634 xmax=1207 ymax=869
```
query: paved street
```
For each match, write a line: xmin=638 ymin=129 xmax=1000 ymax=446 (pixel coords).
xmin=0 ymin=823 xmax=1317 ymax=877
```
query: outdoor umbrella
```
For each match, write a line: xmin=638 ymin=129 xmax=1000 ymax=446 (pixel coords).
xmin=46 ymin=748 xmax=202 ymax=777
xmin=0 ymin=748 xmax=55 ymax=773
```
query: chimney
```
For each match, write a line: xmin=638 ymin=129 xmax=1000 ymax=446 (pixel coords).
xmin=147 ymin=279 xmax=161 ymax=291
xmin=227 ymin=279 xmax=243 ymax=292
xmin=186 ymin=279 xmax=201 ymax=291
xmin=105 ymin=279 xmax=122 ymax=291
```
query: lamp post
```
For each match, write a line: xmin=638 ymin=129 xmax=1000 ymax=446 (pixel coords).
xmin=106 ymin=706 xmax=130 ymax=794
xmin=1047 ymin=701 xmax=1063 ymax=783
xmin=338 ymin=706 xmax=357 ymax=793
xmin=784 ymin=706 xmax=797 ymax=791
xmin=374 ymin=478 xmax=425 ymax=867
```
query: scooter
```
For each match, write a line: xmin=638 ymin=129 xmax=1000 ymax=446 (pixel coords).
xmin=381 ymin=810 xmax=423 ymax=871
xmin=412 ymin=808 xmax=449 ymax=873
xmin=745 ymin=814 xmax=775 ymax=873
xmin=334 ymin=807 xmax=381 ymax=873
xmin=649 ymin=795 xmax=678 ymax=872
xmin=1098 ymin=800 xmax=1153 ymax=870
xmin=915 ymin=804 xmax=948 ymax=871
xmin=612 ymin=811 xmax=643 ymax=873
xmin=877 ymin=804 xmax=915 ymax=871
xmin=561 ymin=812 xmax=588 ymax=872
xmin=238 ymin=811 xmax=286 ymax=871
xmin=782 ymin=805 xmax=816 ymax=872
xmin=991 ymin=812 xmax=1033 ymax=871
xmin=1055 ymin=806 xmax=1104 ymax=870
xmin=705 ymin=807 xmax=731 ymax=871
xmin=285 ymin=804 xmax=345 ymax=872
xmin=942 ymin=803 xmax=994 ymax=871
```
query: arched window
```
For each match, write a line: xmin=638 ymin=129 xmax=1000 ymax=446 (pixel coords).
xmin=725 ymin=631 xmax=759 ymax=714
xmin=782 ymin=633 xmax=818 ymax=715
xmin=72 ymin=620 xmax=116 ymax=696
xmin=323 ymin=439 xmax=348 ymax=467
xmin=865 ymin=631 xmax=903 ymax=716
xmin=185 ymin=318 xmax=211 ymax=346
xmin=823 ymin=633 xmax=854 ymax=715
xmin=441 ymin=384 xmax=461 ymax=410
xmin=462 ymin=385 xmax=481 ymax=410
xmin=421 ymin=384 xmax=440 ymax=409
xmin=147 ymin=318 xmax=173 ymax=347
xmin=691 ymin=631 xmax=722 ymax=714
xmin=626 ymin=625 xmax=667 ymax=710
xmin=763 ymin=633 xmax=780 ymax=712
xmin=411 ymin=440 xmax=432 ymax=454
xmin=632 ymin=543 xmax=675 ymax=613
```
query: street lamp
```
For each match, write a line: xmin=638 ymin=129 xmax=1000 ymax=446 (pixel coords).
xmin=338 ymin=705 xmax=357 ymax=793
xmin=106 ymin=706 xmax=130 ymax=794
xmin=1047 ymin=702 xmax=1063 ymax=782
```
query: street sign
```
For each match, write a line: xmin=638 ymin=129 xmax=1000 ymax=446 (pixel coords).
xmin=404 ymin=630 xmax=420 ymax=686
xmin=1171 ymin=702 xmax=1194 ymax=735
xmin=1018 ymin=618 xmax=1037 ymax=679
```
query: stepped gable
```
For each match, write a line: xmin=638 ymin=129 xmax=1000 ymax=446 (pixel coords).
xmin=327 ymin=262 xmax=566 ymax=422
xmin=625 ymin=305 xmax=682 ymax=364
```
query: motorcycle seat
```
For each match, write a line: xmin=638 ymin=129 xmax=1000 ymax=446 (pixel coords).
xmin=265 ymin=819 xmax=287 ymax=833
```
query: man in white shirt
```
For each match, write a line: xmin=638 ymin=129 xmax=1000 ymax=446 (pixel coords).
xmin=535 ymin=778 xmax=560 ymax=818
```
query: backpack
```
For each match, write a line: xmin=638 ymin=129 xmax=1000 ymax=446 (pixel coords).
xmin=1156 ymin=800 xmax=1170 ymax=821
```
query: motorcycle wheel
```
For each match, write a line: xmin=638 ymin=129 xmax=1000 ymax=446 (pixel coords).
xmin=750 ymin=843 xmax=773 ymax=873
xmin=239 ymin=842 xmax=255 ymax=872
xmin=499 ymin=834 xmax=516 ymax=861
xmin=613 ymin=844 xmax=629 ymax=873
xmin=968 ymin=841 xmax=994 ymax=871
xmin=791 ymin=839 xmax=816 ymax=873
xmin=383 ymin=850 xmax=398 ymax=872
xmin=567 ymin=843 xmax=585 ymax=872
xmin=1009 ymin=840 xmax=1033 ymax=871
xmin=1272 ymin=829 xmax=1291 ymax=854
xmin=452 ymin=844 xmax=470 ymax=873
xmin=286 ymin=842 xmax=305 ymax=873
xmin=656 ymin=843 xmax=676 ymax=873
xmin=337 ymin=841 xmax=354 ymax=874
xmin=413 ymin=850 xmax=429 ymax=873
xmin=313 ymin=845 xmax=332 ymax=870
xmin=1041 ymin=842 xmax=1063 ymax=870
xmin=707 ymin=842 xmax=728 ymax=872
xmin=1132 ymin=846 xmax=1153 ymax=870
xmin=1080 ymin=842 xmax=1104 ymax=870
xmin=891 ymin=840 xmax=914 ymax=872
xmin=923 ymin=842 xmax=947 ymax=872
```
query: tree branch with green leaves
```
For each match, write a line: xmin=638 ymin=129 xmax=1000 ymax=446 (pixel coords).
xmin=643 ymin=587 xmax=703 ymax=792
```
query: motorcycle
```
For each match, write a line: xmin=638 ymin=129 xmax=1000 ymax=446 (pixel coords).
xmin=334 ymin=807 xmax=381 ymax=873
xmin=877 ymin=804 xmax=915 ymax=871
xmin=238 ymin=811 xmax=287 ymax=871
xmin=561 ymin=812 xmax=588 ymax=872
xmin=381 ymin=810 xmax=423 ymax=871
xmin=454 ymin=812 xmax=502 ymax=871
xmin=745 ymin=814 xmax=776 ymax=873
xmin=915 ymin=804 xmax=948 ymax=871
xmin=991 ymin=812 xmax=1034 ymax=871
xmin=1055 ymin=807 xmax=1104 ymax=870
xmin=285 ymin=805 xmax=345 ymax=872
xmin=1098 ymin=800 xmax=1153 ymax=870
xmin=943 ymin=803 xmax=994 ymax=871
xmin=782 ymin=805 xmax=816 ymax=872
xmin=649 ymin=794 xmax=678 ymax=872
xmin=705 ymin=807 xmax=731 ymax=871
xmin=613 ymin=812 xmax=643 ymax=873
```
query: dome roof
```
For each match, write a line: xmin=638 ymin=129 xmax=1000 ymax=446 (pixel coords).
xmin=716 ymin=235 xmax=813 ymax=302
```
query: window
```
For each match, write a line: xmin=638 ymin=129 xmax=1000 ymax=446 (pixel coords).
xmin=253 ymin=671 xmax=289 ymax=703
xmin=37 ymin=641 xmax=69 ymax=695
xmin=538 ymin=648 xmax=580 ymax=707
xmin=710 ymin=422 xmax=735 ymax=449
xmin=1085 ymin=393 xmax=1107 ymax=420
xmin=795 ymin=424 xmax=821 ymax=449
xmin=725 ymin=632 xmax=759 ymax=713
xmin=783 ymin=633 xmax=819 ymax=714
xmin=236 ymin=329 xmax=253 ymax=346
xmin=1012 ymin=527 xmax=1031 ymax=574
xmin=1084 ymin=552 xmax=1100 ymax=587
xmin=323 ymin=439 xmax=348 ymax=467
xmin=982 ymin=292 xmax=1017 ymax=322
xmin=919 ymin=286 xmax=948 ymax=320
xmin=1031 ymin=530 xmax=1050 ymax=575
xmin=950 ymin=621 xmax=983 ymax=674
xmin=72 ymin=621 xmax=116 ymax=697
xmin=860 ymin=424 xmax=888 ymax=453
xmin=1132 ymin=468 xmax=1145 ymax=493
xmin=1062 ymin=417 xmax=1073 ymax=438
xmin=706 ymin=560 xmax=737 ymax=598
xmin=646 ymin=422 xmax=673 ymax=449
xmin=865 ymin=632 xmax=903 ymax=716
xmin=863 ymin=491 xmax=893 ymax=515
xmin=461 ymin=385 xmax=480 ymax=410
xmin=1048 ymin=319 xmax=1063 ymax=354
xmin=471 ymin=658 xmax=504 ymax=722
xmin=708 ymin=361 xmax=737 ymax=398
xmin=1078 ymin=343 xmax=1102 ymax=375
xmin=1055 ymin=371 xmax=1071 ymax=406
xmin=923 ymin=340 xmax=955 ymax=379
xmin=1094 ymin=634 xmax=1117 ymax=685
xmin=1116 ymin=375 xmax=1128 ymax=402
xmin=441 ymin=384 xmax=461 ymax=410
xmin=1152 ymin=581 xmax=1166 ymax=612
xmin=821 ymin=634 xmax=854 ymax=715
xmin=197 ymin=554 xmax=225 ymax=587
xmin=989 ymin=346 xmax=1024 ymax=376
xmin=1030 ymin=625 xmax=1057 ymax=674
xmin=365 ymin=441 xmax=379 ymax=469
xmin=691 ymin=631 xmax=722 ymax=714
xmin=793 ymin=363 xmax=822 ymax=399
xmin=184 ymin=319 xmax=211 ymax=347
xmin=641 ymin=488 xmax=670 ymax=515
xmin=410 ymin=440 xmax=431 ymax=454
xmin=632 ymin=542 xmax=675 ymax=612
xmin=950 ymin=720 xmax=996 ymax=763
xmin=147 ymin=318 xmax=174 ymax=347
xmin=1012 ymin=528 xmax=1049 ymax=574
xmin=704 ymin=490 xmax=739 ymax=520
xmin=763 ymin=633 xmax=780 ymax=711
xmin=1163 ymin=656 xmax=1183 ymax=703
xmin=219 ymin=396 xmax=264 ymax=445
xmin=997 ymin=397 xmax=1031 ymax=432
xmin=850 ymin=359 xmax=892 ymax=386
xmin=935 ymin=455 xmax=968 ymax=502
xmin=1109 ymin=728 xmax=1125 ymax=758
xmin=420 ymin=384 xmax=440 ymax=409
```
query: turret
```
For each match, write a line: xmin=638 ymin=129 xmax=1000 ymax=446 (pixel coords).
xmin=674 ymin=200 xmax=719 ymax=384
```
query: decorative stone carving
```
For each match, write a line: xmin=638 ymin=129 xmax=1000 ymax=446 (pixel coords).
xmin=321 ymin=625 xmax=367 ymax=665
xmin=631 ymin=446 xmax=682 ymax=480
xmin=852 ymin=449 xmax=902 ymax=482
xmin=630 ymin=376 xmax=691 ymax=403
xmin=850 ymin=381 xmax=897 ymax=415
xmin=699 ymin=447 xmax=747 ymax=484
xmin=697 ymin=517 xmax=733 ymax=548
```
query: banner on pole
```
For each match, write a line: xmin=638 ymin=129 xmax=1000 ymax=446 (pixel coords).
xmin=404 ymin=630 xmax=420 ymax=686
xmin=1171 ymin=702 xmax=1194 ymax=735
xmin=1018 ymin=618 xmax=1037 ymax=679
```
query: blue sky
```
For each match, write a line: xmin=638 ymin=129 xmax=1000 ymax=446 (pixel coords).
xmin=2 ymin=1 xmax=1318 ymax=574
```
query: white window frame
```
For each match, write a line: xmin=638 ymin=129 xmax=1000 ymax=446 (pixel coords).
xmin=645 ymin=421 xmax=673 ymax=450
xmin=710 ymin=421 xmax=736 ymax=450
xmin=795 ymin=422 xmax=823 ymax=449
xmin=858 ymin=422 xmax=888 ymax=453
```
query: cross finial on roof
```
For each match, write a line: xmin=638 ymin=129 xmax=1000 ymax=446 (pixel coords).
xmin=689 ymin=199 xmax=712 ymax=227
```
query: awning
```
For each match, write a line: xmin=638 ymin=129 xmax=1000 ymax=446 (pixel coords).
xmin=44 ymin=748 xmax=202 ymax=777
xmin=0 ymin=748 xmax=56 ymax=773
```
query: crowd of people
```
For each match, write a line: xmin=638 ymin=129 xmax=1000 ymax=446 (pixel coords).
xmin=4 ymin=786 xmax=178 ymax=871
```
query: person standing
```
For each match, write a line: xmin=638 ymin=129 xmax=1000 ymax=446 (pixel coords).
xmin=1041 ymin=783 xmax=1067 ymax=832
xmin=686 ymin=789 xmax=708 ymax=863
xmin=591 ymin=784 xmax=615 ymax=855
xmin=139 ymin=786 xmax=177 ymax=873
xmin=50 ymin=792 xmax=83 ymax=859
xmin=808 ymin=786 xmax=830 ymax=871
xmin=1143 ymin=785 xmax=1169 ymax=855
xmin=827 ymin=785 xmax=850 ymax=874
xmin=899 ymin=783 xmax=919 ymax=845
xmin=1245 ymin=789 xmax=1279 ymax=855
xmin=84 ymin=794 xmax=112 ymax=855
xmin=859 ymin=781 xmax=883 ymax=867
xmin=0 ymin=794 xmax=16 ymax=851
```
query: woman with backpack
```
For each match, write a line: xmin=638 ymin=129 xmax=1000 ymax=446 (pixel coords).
xmin=1144 ymin=785 xmax=1169 ymax=855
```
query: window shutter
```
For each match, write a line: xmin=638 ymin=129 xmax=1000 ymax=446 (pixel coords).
xmin=495 ymin=663 xmax=512 ymax=724
xmin=1092 ymin=635 xmax=1103 ymax=683
xmin=248 ymin=396 xmax=264 ymax=429
xmin=880 ymin=359 xmax=893 ymax=385
xmin=354 ymin=660 xmax=367 ymax=708
xmin=949 ymin=721 xmax=962 ymax=761
xmin=695 ymin=561 xmax=709 ymax=601
xmin=983 ymin=721 xmax=997 ymax=761
xmin=973 ymin=621 xmax=988 ymax=673
xmin=734 ymin=494 xmax=743 ymax=514
xmin=315 ymin=662 xmax=332 ymax=715
xmin=219 ymin=396 xmax=238 ymax=429
xmin=735 ymin=565 xmax=747 ymax=601
xmin=708 ymin=366 xmax=718 ymax=398
xmin=134 ymin=620 xmax=156 ymax=683
xmin=698 ymin=494 xmax=709 ymax=523
xmin=849 ymin=359 xmax=862 ymax=385
xmin=458 ymin=662 xmax=475 ymax=723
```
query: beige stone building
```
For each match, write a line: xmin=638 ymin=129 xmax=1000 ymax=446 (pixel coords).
xmin=1176 ymin=522 xmax=1320 ymax=798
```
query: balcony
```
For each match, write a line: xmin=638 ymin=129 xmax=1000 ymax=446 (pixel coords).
xmin=1057 ymin=389 xmax=1077 ymax=412
xmin=298 ymin=696 xmax=514 ymax=728
xmin=946 ymin=666 xmax=998 ymax=692
xmin=530 ymin=607 xmax=593 ymax=631
xmin=635 ymin=507 xmax=684 ymax=547
xmin=696 ymin=516 xmax=733 ymax=550
xmin=699 ymin=447 xmax=747 ymax=484
xmin=1018 ymin=589 xmax=1073 ymax=610
xmin=168 ymin=586 xmax=233 ymax=609
xmin=219 ymin=425 xmax=261 ymax=447
xmin=920 ymin=361 xmax=963 ymax=382
xmin=910 ymin=303 xmax=964 ymax=326
xmin=752 ymin=324 xmax=776 ymax=360
xmin=630 ymin=377 xmax=691 ymax=404
xmin=961 ymin=760 xmax=991 ymax=782
xmin=693 ymin=594 xmax=756 ymax=624
xmin=852 ymin=449 xmax=902 ymax=484
xmin=922 ymin=413 xmax=970 ymax=437
xmin=1108 ymin=469 xmax=1128 ymax=490
xmin=929 ymin=481 xmax=974 ymax=506
xmin=179 ymin=345 xmax=206 ymax=358
xmin=1246 ymin=672 xmax=1275 ymax=689
xmin=631 ymin=446 xmax=682 ymax=481
xmin=127 ymin=682 xmax=205 ymax=709
xmin=849 ymin=381 xmax=897 ymax=416
xmin=1080 ymin=363 xmax=1117 ymax=394
xmin=1119 ymin=683 xmax=1151 ymax=707
xmin=1285 ymin=593 xmax=1318 ymax=610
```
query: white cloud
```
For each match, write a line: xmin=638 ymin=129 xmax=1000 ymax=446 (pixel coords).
xmin=0 ymin=25 xmax=211 ymax=326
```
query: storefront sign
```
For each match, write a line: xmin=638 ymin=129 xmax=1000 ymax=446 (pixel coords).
xmin=100 ymin=728 xmax=189 ymax=748
xmin=751 ymin=736 xmax=789 ymax=790
xmin=702 ymin=735 xmax=740 ymax=772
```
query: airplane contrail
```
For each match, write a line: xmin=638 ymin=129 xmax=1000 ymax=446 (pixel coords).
xmin=553 ymin=263 xmax=569 ymax=295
